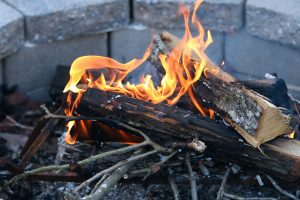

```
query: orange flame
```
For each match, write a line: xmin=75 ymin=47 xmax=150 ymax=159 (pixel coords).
xmin=64 ymin=0 xmax=213 ymax=144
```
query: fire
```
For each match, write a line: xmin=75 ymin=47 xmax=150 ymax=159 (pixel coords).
xmin=63 ymin=0 xmax=214 ymax=144
xmin=288 ymin=131 xmax=295 ymax=139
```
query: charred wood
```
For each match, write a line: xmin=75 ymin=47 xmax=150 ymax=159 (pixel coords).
xmin=75 ymin=89 xmax=300 ymax=181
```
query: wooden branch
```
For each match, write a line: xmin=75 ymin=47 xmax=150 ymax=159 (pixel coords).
xmin=265 ymin=175 xmax=300 ymax=200
xmin=5 ymin=141 xmax=148 ymax=187
xmin=151 ymin=31 xmax=292 ymax=147
xmin=217 ymin=168 xmax=231 ymax=200
xmin=167 ymin=168 xmax=180 ymax=200
xmin=75 ymin=89 xmax=300 ymax=181
xmin=185 ymin=153 xmax=198 ymax=200
xmin=81 ymin=149 xmax=144 ymax=200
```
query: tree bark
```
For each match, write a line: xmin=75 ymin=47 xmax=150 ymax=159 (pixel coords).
xmin=75 ymin=89 xmax=300 ymax=181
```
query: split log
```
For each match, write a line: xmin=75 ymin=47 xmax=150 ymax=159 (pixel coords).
xmin=241 ymin=78 xmax=292 ymax=110
xmin=75 ymin=89 xmax=300 ymax=181
xmin=151 ymin=32 xmax=292 ymax=147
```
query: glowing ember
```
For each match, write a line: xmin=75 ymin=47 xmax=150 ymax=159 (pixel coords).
xmin=288 ymin=131 xmax=295 ymax=139
xmin=63 ymin=0 xmax=214 ymax=144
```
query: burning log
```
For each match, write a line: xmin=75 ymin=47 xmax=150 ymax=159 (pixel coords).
xmin=151 ymin=31 xmax=292 ymax=147
xmin=75 ymin=89 xmax=300 ymax=181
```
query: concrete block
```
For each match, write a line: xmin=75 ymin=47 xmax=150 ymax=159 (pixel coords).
xmin=198 ymin=0 xmax=244 ymax=32
xmin=0 ymin=1 xmax=24 ymax=59
xmin=246 ymin=0 xmax=300 ymax=49
xmin=225 ymin=30 xmax=300 ymax=86
xmin=5 ymin=33 xmax=107 ymax=94
xmin=7 ymin=0 xmax=129 ymax=43
xmin=111 ymin=26 xmax=152 ymax=63
xmin=111 ymin=26 xmax=156 ymax=84
xmin=0 ymin=61 xmax=2 ymax=98
xmin=287 ymin=84 xmax=300 ymax=100
xmin=111 ymin=27 xmax=223 ymax=64
xmin=134 ymin=0 xmax=244 ymax=32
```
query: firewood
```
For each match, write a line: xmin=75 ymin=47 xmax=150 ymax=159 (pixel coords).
xmin=76 ymin=89 xmax=300 ymax=181
xmin=241 ymin=78 xmax=292 ymax=110
xmin=151 ymin=31 xmax=292 ymax=147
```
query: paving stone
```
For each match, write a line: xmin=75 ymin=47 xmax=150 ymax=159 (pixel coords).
xmin=134 ymin=0 xmax=244 ymax=32
xmin=287 ymin=84 xmax=300 ymax=100
xmin=246 ymin=0 xmax=300 ymax=49
xmin=0 ymin=1 xmax=24 ymax=59
xmin=111 ymin=26 xmax=223 ymax=64
xmin=7 ymin=0 xmax=129 ymax=43
xmin=225 ymin=30 xmax=300 ymax=86
xmin=198 ymin=0 xmax=244 ymax=32
xmin=111 ymin=26 xmax=152 ymax=63
xmin=5 ymin=33 xmax=107 ymax=95
xmin=0 ymin=61 xmax=2 ymax=98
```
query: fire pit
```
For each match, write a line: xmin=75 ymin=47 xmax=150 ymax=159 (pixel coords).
xmin=1 ymin=0 xmax=300 ymax=199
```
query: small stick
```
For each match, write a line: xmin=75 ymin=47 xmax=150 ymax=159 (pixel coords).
xmin=217 ymin=167 xmax=231 ymax=200
xmin=5 ymin=141 xmax=148 ymax=187
xmin=159 ymin=150 xmax=178 ymax=165
xmin=167 ymin=168 xmax=180 ymax=200
xmin=125 ymin=161 xmax=183 ymax=179
xmin=81 ymin=149 xmax=144 ymax=200
xmin=141 ymin=150 xmax=178 ymax=181
xmin=5 ymin=105 xmax=173 ymax=188
xmin=75 ymin=149 xmax=158 ymax=192
xmin=90 ymin=174 xmax=108 ymax=194
xmin=185 ymin=153 xmax=198 ymax=200
xmin=4 ymin=116 xmax=34 ymax=130
xmin=265 ymin=174 xmax=299 ymax=200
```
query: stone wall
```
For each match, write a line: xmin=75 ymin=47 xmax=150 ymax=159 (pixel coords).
xmin=0 ymin=0 xmax=299 ymax=100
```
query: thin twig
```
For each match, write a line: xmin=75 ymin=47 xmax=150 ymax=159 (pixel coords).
xmin=81 ymin=149 xmax=144 ymax=200
xmin=5 ymin=105 xmax=171 ymax=189
xmin=167 ymin=168 xmax=180 ymax=200
xmin=185 ymin=153 xmax=197 ymax=200
xmin=125 ymin=161 xmax=183 ymax=179
xmin=5 ymin=141 xmax=148 ymax=187
xmin=141 ymin=150 xmax=178 ymax=181
xmin=4 ymin=116 xmax=34 ymax=130
xmin=159 ymin=150 xmax=178 ymax=165
xmin=90 ymin=174 xmax=108 ymax=194
xmin=265 ymin=174 xmax=299 ymax=200
xmin=217 ymin=167 xmax=231 ymax=200
xmin=75 ymin=149 xmax=158 ymax=192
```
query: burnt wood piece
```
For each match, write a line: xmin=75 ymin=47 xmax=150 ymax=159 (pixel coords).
xmin=150 ymin=32 xmax=291 ymax=147
xmin=19 ymin=107 xmax=63 ymax=169
xmin=75 ymin=89 xmax=300 ymax=181
xmin=241 ymin=78 xmax=292 ymax=110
